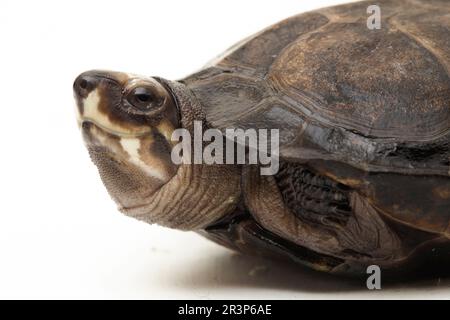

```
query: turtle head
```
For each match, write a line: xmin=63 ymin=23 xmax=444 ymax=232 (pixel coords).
xmin=73 ymin=70 xmax=241 ymax=230
xmin=73 ymin=70 xmax=180 ymax=214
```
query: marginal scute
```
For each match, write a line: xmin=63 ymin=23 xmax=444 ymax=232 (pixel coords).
xmin=307 ymin=159 xmax=450 ymax=235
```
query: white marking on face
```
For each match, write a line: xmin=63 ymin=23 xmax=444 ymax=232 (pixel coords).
xmin=74 ymin=102 xmax=83 ymax=127
xmin=120 ymin=138 xmax=167 ymax=181
xmin=126 ymin=72 xmax=139 ymax=79
xmin=80 ymin=89 xmax=149 ymax=136
xmin=82 ymin=89 xmax=123 ymax=133
xmin=157 ymin=121 xmax=176 ymax=146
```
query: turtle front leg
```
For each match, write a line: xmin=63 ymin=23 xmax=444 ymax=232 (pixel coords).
xmin=242 ymin=162 xmax=408 ymax=272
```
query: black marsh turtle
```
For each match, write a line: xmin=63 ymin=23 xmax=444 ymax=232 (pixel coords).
xmin=73 ymin=0 xmax=450 ymax=275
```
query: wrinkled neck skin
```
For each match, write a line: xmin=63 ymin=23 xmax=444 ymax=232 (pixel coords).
xmin=120 ymin=80 xmax=241 ymax=230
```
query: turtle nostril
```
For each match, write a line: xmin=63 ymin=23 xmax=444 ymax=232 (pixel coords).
xmin=74 ymin=74 xmax=97 ymax=97
xmin=79 ymin=79 xmax=88 ymax=90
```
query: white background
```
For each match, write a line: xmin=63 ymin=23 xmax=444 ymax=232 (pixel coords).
xmin=0 ymin=0 xmax=449 ymax=299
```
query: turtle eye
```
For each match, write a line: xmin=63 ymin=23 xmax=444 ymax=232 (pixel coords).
xmin=126 ymin=86 xmax=161 ymax=112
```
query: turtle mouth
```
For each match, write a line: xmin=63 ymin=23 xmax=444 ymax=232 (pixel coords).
xmin=80 ymin=121 xmax=127 ymax=159
xmin=80 ymin=119 xmax=152 ymax=139
xmin=80 ymin=120 xmax=119 ymax=147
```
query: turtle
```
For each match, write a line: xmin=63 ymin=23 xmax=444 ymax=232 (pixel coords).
xmin=73 ymin=0 xmax=450 ymax=276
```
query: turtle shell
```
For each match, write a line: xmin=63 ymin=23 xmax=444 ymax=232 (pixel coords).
xmin=184 ymin=0 xmax=450 ymax=176
xmin=181 ymin=0 xmax=450 ymax=275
